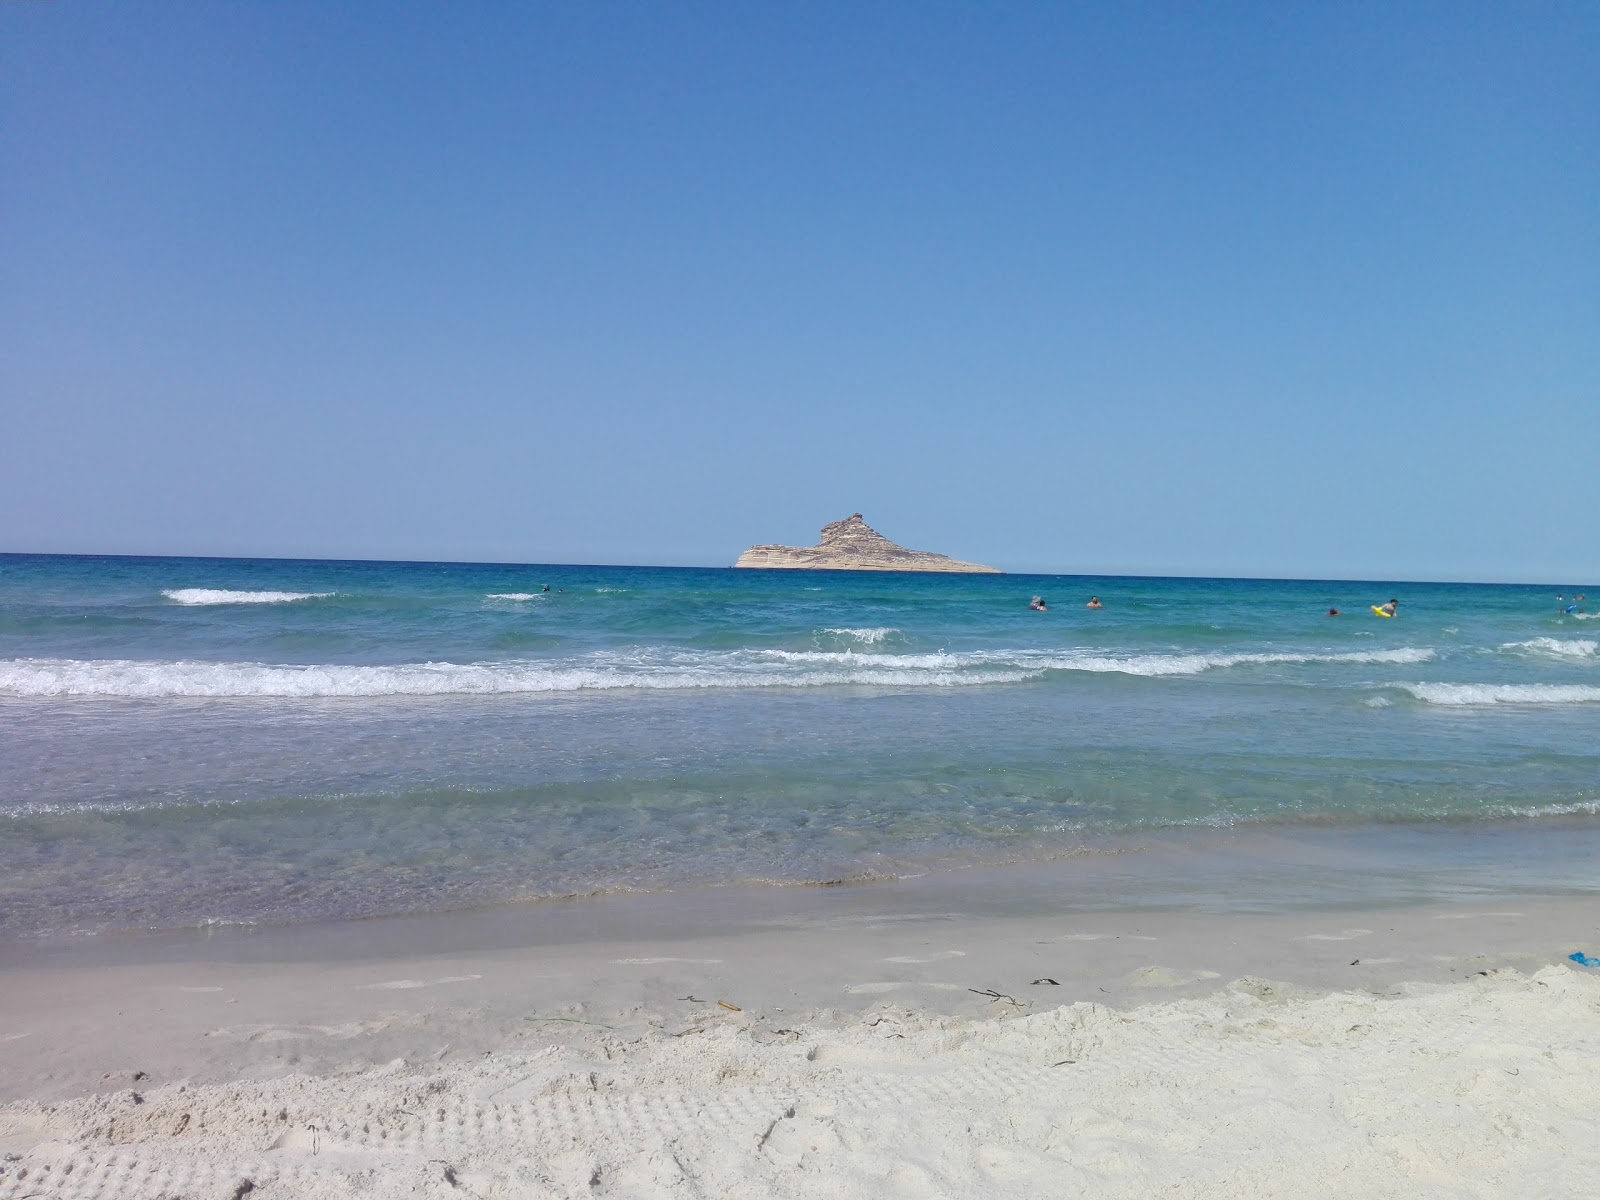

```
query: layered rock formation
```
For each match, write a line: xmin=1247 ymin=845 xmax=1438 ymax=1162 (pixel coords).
xmin=735 ymin=514 xmax=1000 ymax=573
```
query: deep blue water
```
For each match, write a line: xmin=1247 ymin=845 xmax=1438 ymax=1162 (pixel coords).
xmin=1 ymin=553 xmax=1596 ymax=936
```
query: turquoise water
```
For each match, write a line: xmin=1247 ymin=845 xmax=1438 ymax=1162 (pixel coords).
xmin=1 ymin=553 xmax=1597 ymax=937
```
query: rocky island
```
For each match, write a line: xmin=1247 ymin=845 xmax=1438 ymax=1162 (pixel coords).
xmin=735 ymin=513 xmax=1000 ymax=573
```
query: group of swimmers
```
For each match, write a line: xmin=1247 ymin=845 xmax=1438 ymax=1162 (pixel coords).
xmin=1026 ymin=595 xmax=1400 ymax=616
xmin=1029 ymin=593 xmax=1593 ymax=618
xmin=1325 ymin=599 xmax=1397 ymax=617
xmin=1027 ymin=595 xmax=1102 ymax=612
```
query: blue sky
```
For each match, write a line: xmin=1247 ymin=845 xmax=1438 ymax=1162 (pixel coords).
xmin=3 ymin=2 xmax=1596 ymax=581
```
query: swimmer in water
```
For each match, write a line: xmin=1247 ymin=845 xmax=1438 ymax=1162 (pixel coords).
xmin=1377 ymin=598 xmax=1398 ymax=617
xmin=1029 ymin=596 xmax=1048 ymax=611
xmin=1327 ymin=607 xmax=1340 ymax=616
xmin=1086 ymin=596 xmax=1103 ymax=609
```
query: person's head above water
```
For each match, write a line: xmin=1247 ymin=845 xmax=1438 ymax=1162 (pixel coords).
xmin=1327 ymin=608 xmax=1340 ymax=616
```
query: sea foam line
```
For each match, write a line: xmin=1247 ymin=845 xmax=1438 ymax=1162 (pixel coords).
xmin=0 ymin=645 xmax=1439 ymax=700
xmin=163 ymin=589 xmax=334 ymax=605
xmin=1037 ymin=647 xmax=1435 ymax=677
xmin=758 ymin=646 xmax=1434 ymax=676
xmin=819 ymin=627 xmax=900 ymax=645
xmin=1500 ymin=637 xmax=1598 ymax=659
xmin=1400 ymin=683 xmax=1600 ymax=706
xmin=0 ymin=656 xmax=1037 ymax=698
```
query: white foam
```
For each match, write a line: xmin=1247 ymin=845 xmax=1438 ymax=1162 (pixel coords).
xmin=1490 ymin=799 xmax=1600 ymax=818
xmin=1042 ymin=647 xmax=1435 ymax=677
xmin=819 ymin=627 xmax=900 ymax=645
xmin=762 ymin=646 xmax=1431 ymax=676
xmin=1502 ymin=638 xmax=1598 ymax=659
xmin=760 ymin=649 xmax=959 ymax=668
xmin=1401 ymin=682 xmax=1600 ymax=706
xmin=0 ymin=643 xmax=1441 ymax=699
xmin=164 ymin=589 xmax=333 ymax=605
xmin=485 ymin=593 xmax=545 ymax=601
xmin=0 ymin=655 xmax=1037 ymax=698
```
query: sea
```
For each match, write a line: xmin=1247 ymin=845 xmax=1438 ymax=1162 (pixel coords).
xmin=2 ymin=553 xmax=1598 ymax=944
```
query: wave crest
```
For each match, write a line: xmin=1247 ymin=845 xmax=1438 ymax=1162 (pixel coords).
xmin=818 ymin=627 xmax=900 ymax=645
xmin=1038 ymin=647 xmax=1435 ymax=677
xmin=1501 ymin=637 xmax=1598 ymax=659
xmin=0 ymin=656 xmax=1037 ymax=698
xmin=1401 ymin=683 xmax=1600 ymax=706
xmin=163 ymin=589 xmax=333 ymax=606
xmin=0 ymin=644 xmax=1440 ymax=699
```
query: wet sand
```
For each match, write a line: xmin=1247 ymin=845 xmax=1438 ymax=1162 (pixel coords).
xmin=2 ymin=864 xmax=1599 ymax=1197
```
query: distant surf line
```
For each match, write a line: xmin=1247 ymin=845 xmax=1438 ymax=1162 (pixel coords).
xmin=163 ymin=589 xmax=334 ymax=605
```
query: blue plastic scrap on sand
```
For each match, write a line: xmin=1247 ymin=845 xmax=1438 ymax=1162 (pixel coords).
xmin=1568 ymin=952 xmax=1600 ymax=968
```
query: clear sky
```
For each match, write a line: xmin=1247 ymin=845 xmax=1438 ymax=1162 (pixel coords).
xmin=3 ymin=2 xmax=1596 ymax=581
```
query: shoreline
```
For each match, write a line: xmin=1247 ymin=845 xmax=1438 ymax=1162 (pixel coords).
xmin=9 ymin=814 xmax=1600 ymax=957
xmin=2 ymin=889 xmax=1598 ymax=1197
xmin=5 ymin=855 xmax=1598 ymax=1100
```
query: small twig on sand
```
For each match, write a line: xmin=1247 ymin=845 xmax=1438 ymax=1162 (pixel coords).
xmin=717 ymin=1000 xmax=741 ymax=1012
xmin=757 ymin=1118 xmax=780 ymax=1150
xmin=968 ymin=988 xmax=1028 ymax=1008
xmin=524 ymin=1016 xmax=615 ymax=1029
xmin=1031 ymin=978 xmax=1059 ymax=986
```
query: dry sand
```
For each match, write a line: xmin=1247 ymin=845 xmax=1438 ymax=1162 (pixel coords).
xmin=2 ymin=894 xmax=1599 ymax=1198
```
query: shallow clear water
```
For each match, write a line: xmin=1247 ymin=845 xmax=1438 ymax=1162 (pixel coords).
xmin=1 ymin=554 xmax=1596 ymax=936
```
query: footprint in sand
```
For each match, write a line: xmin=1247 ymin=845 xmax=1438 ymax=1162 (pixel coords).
xmin=1433 ymin=912 xmax=1524 ymax=920
xmin=884 ymin=950 xmax=966 ymax=964
xmin=1048 ymin=933 xmax=1157 ymax=942
xmin=1124 ymin=966 xmax=1221 ymax=988
xmin=208 ymin=1020 xmax=383 ymax=1043
xmin=1297 ymin=929 xmax=1372 ymax=941
xmin=355 ymin=975 xmax=482 ymax=991
xmin=844 ymin=981 xmax=964 ymax=994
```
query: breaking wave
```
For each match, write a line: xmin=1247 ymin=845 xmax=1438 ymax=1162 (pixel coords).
xmin=1501 ymin=638 xmax=1597 ymax=659
xmin=1401 ymin=683 xmax=1600 ymax=706
xmin=1030 ymin=647 xmax=1435 ymax=677
xmin=163 ymin=589 xmax=334 ymax=605
xmin=0 ymin=655 xmax=1033 ymax=697
xmin=0 ymin=644 xmax=1437 ymax=699
xmin=764 ymin=645 xmax=1433 ymax=677
xmin=818 ymin=627 xmax=900 ymax=645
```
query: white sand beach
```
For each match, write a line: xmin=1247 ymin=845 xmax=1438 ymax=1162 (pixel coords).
xmin=3 ymin=891 xmax=1599 ymax=1199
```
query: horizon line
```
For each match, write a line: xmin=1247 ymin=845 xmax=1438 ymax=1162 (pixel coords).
xmin=1 ymin=549 xmax=1593 ymax=590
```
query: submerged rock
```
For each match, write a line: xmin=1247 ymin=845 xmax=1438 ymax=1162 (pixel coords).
xmin=734 ymin=514 xmax=1000 ymax=573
